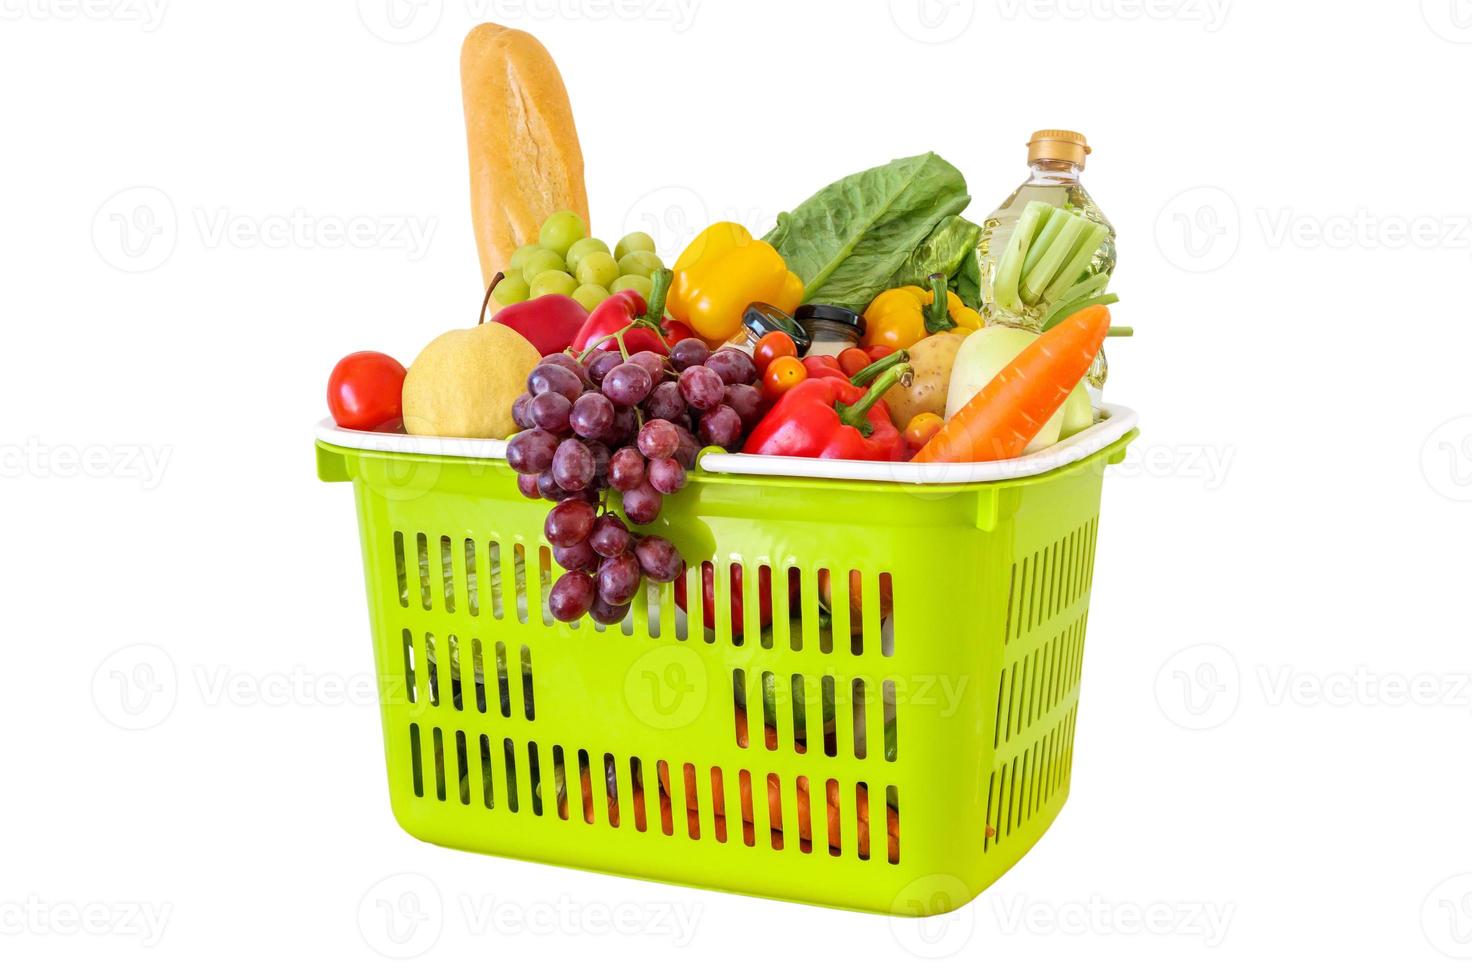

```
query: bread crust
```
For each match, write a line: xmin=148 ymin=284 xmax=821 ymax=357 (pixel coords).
xmin=461 ymin=24 xmax=590 ymax=286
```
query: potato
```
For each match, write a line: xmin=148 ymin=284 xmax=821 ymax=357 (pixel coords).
xmin=883 ymin=331 xmax=965 ymax=430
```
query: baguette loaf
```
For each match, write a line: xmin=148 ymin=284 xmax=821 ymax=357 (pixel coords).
xmin=461 ymin=24 xmax=590 ymax=287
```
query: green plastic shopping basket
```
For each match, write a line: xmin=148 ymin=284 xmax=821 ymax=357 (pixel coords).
xmin=315 ymin=406 xmax=1137 ymax=916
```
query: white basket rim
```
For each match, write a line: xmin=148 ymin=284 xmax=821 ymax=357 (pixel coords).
xmin=315 ymin=403 xmax=1138 ymax=486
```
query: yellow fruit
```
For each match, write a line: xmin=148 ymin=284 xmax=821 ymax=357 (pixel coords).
xmin=402 ymin=322 xmax=539 ymax=438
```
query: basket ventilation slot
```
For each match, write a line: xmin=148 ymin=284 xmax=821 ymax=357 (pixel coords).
xmin=379 ymin=550 xmax=902 ymax=655
xmin=993 ymin=612 xmax=1088 ymax=749
xmin=983 ymin=704 xmax=1078 ymax=852
xmin=1005 ymin=517 xmax=1098 ymax=642
xmin=394 ymin=530 xmax=522 ymax=620
xmin=406 ymin=633 xmax=535 ymax=721
xmin=677 ymin=562 xmax=891 ymax=657
xmin=403 ymin=726 xmax=900 ymax=863
xmin=732 ymin=669 xmax=898 ymax=761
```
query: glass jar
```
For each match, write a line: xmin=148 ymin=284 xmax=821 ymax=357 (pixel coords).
xmin=733 ymin=303 xmax=811 ymax=355
xmin=793 ymin=305 xmax=864 ymax=357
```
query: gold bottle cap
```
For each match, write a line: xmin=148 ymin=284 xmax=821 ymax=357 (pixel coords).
xmin=1027 ymin=129 xmax=1091 ymax=169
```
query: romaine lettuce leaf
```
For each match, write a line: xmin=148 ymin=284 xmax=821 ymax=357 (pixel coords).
xmin=763 ymin=152 xmax=970 ymax=311
xmin=888 ymin=213 xmax=982 ymax=297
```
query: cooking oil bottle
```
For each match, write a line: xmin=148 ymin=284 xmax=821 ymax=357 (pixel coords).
xmin=975 ymin=129 xmax=1116 ymax=385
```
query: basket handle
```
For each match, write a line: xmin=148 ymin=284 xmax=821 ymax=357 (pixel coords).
xmin=316 ymin=442 xmax=351 ymax=483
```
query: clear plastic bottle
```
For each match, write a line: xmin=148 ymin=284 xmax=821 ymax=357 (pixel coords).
xmin=975 ymin=130 xmax=1115 ymax=385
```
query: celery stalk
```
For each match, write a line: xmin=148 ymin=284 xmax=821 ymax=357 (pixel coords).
xmin=1042 ymin=291 xmax=1118 ymax=331
xmin=1020 ymin=213 xmax=1089 ymax=307
xmin=992 ymin=200 xmax=1048 ymax=314
xmin=1053 ymin=271 xmax=1109 ymax=310
xmin=1020 ymin=207 xmax=1069 ymax=282
xmin=1040 ymin=220 xmax=1109 ymax=306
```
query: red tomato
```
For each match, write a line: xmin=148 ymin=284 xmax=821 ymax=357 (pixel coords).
xmin=754 ymin=331 xmax=798 ymax=374
xmin=862 ymin=344 xmax=895 ymax=363
xmin=837 ymin=347 xmax=871 ymax=376
xmin=327 ymin=351 xmax=406 ymax=431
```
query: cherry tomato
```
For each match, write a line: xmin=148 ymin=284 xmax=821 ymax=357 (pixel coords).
xmin=903 ymin=411 xmax=945 ymax=451
xmin=837 ymin=347 xmax=871 ymax=376
xmin=761 ymin=355 xmax=807 ymax=400
xmin=753 ymin=331 xmax=798 ymax=374
xmin=862 ymin=344 xmax=896 ymax=363
xmin=327 ymin=351 xmax=406 ymax=431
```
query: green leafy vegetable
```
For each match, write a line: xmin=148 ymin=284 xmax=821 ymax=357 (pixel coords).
xmin=887 ymin=214 xmax=981 ymax=293
xmin=763 ymin=152 xmax=970 ymax=311
xmin=953 ymin=247 xmax=982 ymax=309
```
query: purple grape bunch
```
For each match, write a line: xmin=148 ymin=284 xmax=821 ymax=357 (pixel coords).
xmin=504 ymin=339 xmax=764 ymax=623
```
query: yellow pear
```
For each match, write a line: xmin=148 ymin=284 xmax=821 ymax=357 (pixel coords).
xmin=402 ymin=322 xmax=540 ymax=438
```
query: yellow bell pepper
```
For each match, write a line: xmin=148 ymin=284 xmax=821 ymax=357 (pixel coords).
xmin=668 ymin=222 xmax=803 ymax=344
xmin=861 ymin=273 xmax=982 ymax=349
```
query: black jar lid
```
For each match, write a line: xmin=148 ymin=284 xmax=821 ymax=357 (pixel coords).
xmin=794 ymin=304 xmax=865 ymax=332
xmin=741 ymin=302 xmax=812 ymax=356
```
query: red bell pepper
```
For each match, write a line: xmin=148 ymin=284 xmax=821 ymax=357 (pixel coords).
xmin=482 ymin=274 xmax=587 ymax=356
xmin=800 ymin=348 xmax=909 ymax=386
xmin=742 ymin=362 xmax=913 ymax=461
xmin=847 ymin=348 xmax=910 ymax=386
xmin=574 ymin=267 xmax=694 ymax=357
xmin=801 ymin=353 xmax=847 ymax=381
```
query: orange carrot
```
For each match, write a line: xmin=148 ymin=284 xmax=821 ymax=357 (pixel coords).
xmin=913 ymin=305 xmax=1111 ymax=464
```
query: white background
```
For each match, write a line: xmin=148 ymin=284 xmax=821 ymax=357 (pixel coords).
xmin=3 ymin=0 xmax=1471 ymax=973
